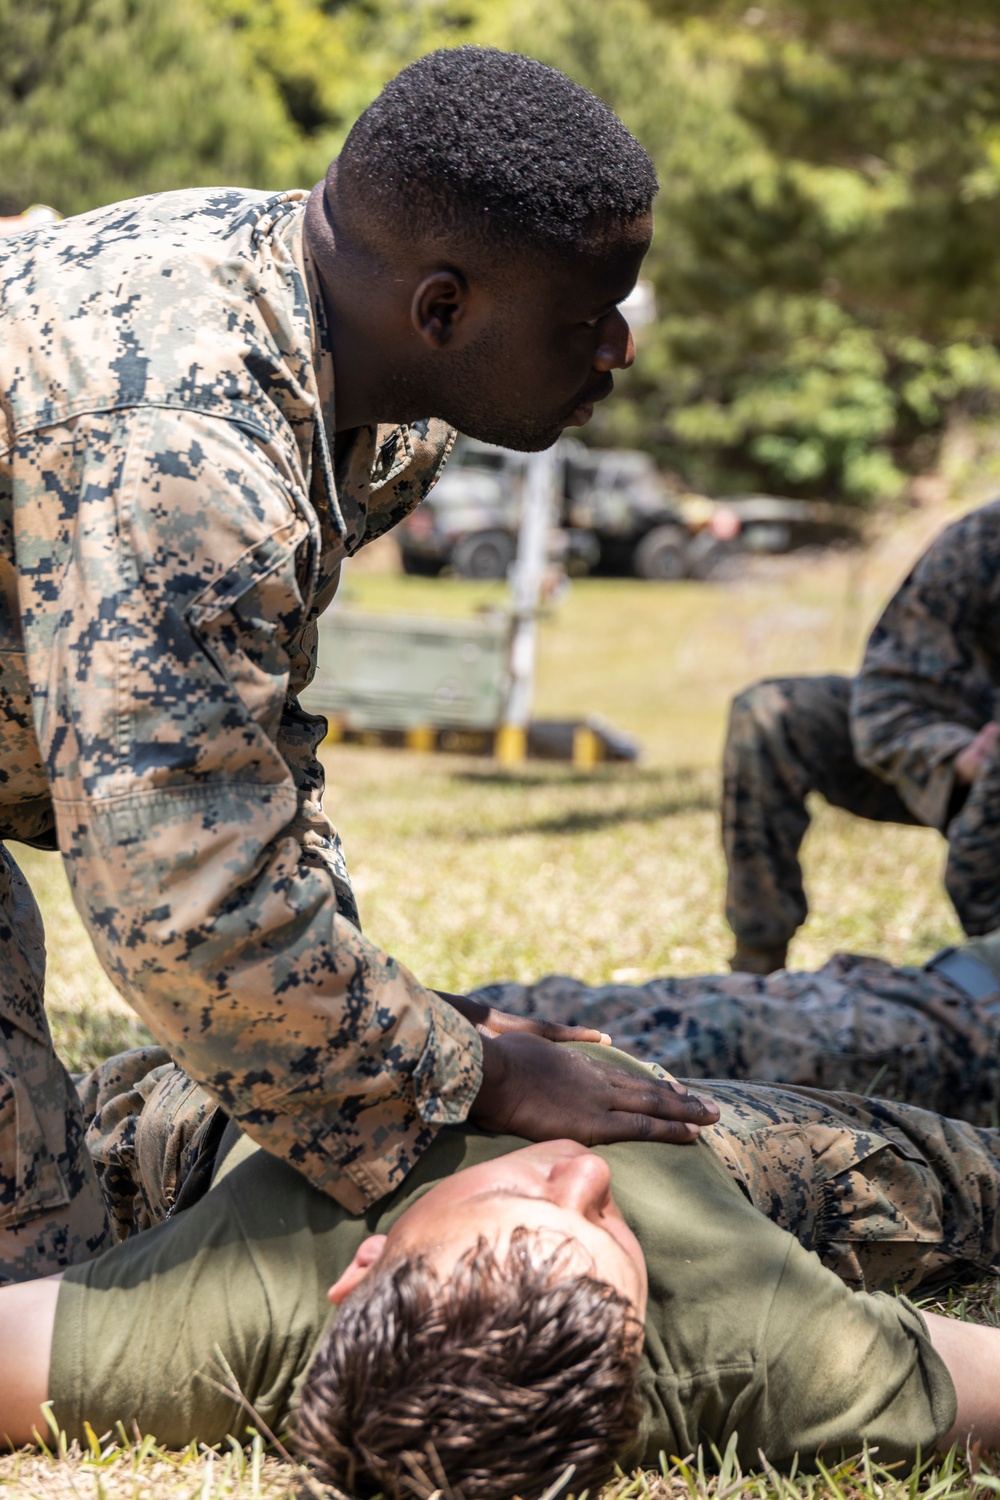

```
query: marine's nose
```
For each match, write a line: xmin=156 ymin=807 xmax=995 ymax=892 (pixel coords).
xmin=547 ymin=1149 xmax=613 ymax=1214
xmin=594 ymin=308 xmax=634 ymax=372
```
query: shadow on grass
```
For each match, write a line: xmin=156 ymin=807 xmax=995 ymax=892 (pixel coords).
xmin=451 ymin=765 xmax=711 ymax=791
xmin=456 ymin=789 xmax=718 ymax=838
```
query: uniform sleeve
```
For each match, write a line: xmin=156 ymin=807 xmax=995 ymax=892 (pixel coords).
xmin=730 ymin=1239 xmax=956 ymax=1467
xmin=38 ymin=405 xmax=481 ymax=1213
xmin=274 ymin=582 xmax=361 ymax=930
xmin=850 ymin=505 xmax=1000 ymax=830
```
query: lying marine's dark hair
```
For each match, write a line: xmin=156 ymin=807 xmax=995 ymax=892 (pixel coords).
xmin=294 ymin=1229 xmax=644 ymax=1500
xmin=338 ymin=46 xmax=658 ymax=253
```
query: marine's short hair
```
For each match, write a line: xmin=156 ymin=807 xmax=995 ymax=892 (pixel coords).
xmin=338 ymin=46 xmax=658 ymax=254
xmin=294 ymin=1229 xmax=644 ymax=1500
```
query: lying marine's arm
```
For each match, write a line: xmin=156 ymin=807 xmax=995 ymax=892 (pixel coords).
xmin=925 ymin=1310 xmax=1000 ymax=1450
xmin=851 ymin=504 xmax=1000 ymax=831
xmin=0 ymin=1275 xmax=61 ymax=1448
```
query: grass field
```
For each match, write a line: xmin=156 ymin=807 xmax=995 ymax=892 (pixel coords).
xmin=4 ymin=502 xmax=995 ymax=1499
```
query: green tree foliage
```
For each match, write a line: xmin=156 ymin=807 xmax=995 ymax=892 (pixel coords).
xmin=0 ymin=0 xmax=294 ymax=215
xmin=200 ymin=0 xmax=505 ymax=182
xmin=594 ymin=0 xmax=1000 ymax=498
xmin=3 ymin=0 xmax=999 ymax=502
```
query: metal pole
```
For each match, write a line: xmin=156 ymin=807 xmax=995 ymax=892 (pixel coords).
xmin=496 ymin=445 xmax=557 ymax=763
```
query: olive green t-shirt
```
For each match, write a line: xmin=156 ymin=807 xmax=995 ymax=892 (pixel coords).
xmin=50 ymin=1051 xmax=956 ymax=1467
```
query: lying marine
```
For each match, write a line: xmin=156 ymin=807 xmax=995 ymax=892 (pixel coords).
xmin=471 ymin=924 xmax=1000 ymax=1124
xmin=3 ymin=1045 xmax=1000 ymax=1498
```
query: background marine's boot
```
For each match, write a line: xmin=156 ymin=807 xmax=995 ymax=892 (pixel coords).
xmin=729 ymin=942 xmax=788 ymax=975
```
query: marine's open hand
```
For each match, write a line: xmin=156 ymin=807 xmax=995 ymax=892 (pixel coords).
xmin=468 ymin=1029 xmax=721 ymax=1146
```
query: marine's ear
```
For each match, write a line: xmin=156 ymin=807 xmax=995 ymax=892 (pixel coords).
xmin=327 ymin=1235 xmax=388 ymax=1304
xmin=411 ymin=269 xmax=471 ymax=349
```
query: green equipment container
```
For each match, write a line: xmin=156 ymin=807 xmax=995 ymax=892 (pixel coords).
xmin=303 ymin=608 xmax=511 ymax=732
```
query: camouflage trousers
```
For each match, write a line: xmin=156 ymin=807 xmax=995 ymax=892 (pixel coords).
xmin=944 ymin=744 xmax=1000 ymax=938
xmin=0 ymin=844 xmax=113 ymax=1283
xmin=75 ymin=1046 xmax=222 ymax=1242
xmin=699 ymin=1080 xmax=1000 ymax=1294
xmin=471 ymin=950 xmax=1000 ymax=1126
xmin=0 ymin=842 xmax=219 ymax=1282
xmin=722 ymin=674 xmax=922 ymax=954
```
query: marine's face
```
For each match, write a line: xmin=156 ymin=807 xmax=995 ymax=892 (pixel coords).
xmin=330 ymin=1141 xmax=648 ymax=1326
xmin=438 ymin=214 xmax=653 ymax=452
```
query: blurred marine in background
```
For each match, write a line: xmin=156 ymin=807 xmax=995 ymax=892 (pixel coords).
xmin=0 ymin=46 xmax=722 ymax=1282
xmin=722 ymin=500 xmax=1000 ymax=974
xmin=473 ymin=922 xmax=1000 ymax=1126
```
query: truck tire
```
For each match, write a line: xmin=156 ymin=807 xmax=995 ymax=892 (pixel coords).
xmin=451 ymin=529 xmax=517 ymax=580
xmin=686 ymin=532 xmax=741 ymax=580
xmin=632 ymin=524 xmax=689 ymax=581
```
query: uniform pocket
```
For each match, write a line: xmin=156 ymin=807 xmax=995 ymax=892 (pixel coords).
xmin=184 ymin=519 xmax=310 ymax=744
xmin=709 ymin=1122 xmax=823 ymax=1249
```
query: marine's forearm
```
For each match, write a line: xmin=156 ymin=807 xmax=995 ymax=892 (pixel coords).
xmin=66 ymin=784 xmax=483 ymax=1213
xmin=850 ymin=684 xmax=977 ymax=829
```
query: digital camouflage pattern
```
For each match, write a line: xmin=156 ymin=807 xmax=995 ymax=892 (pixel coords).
xmin=699 ymin=1081 xmax=1000 ymax=1294
xmin=76 ymin=1044 xmax=1000 ymax=1299
xmin=853 ymin=499 xmax=1000 ymax=835
xmin=75 ymin=1044 xmax=221 ymax=1243
xmin=470 ymin=948 xmax=1000 ymax=1126
xmin=0 ymin=846 xmax=113 ymax=1281
xmin=945 ymin=747 xmax=1000 ymax=940
xmin=0 ymin=188 xmax=481 ymax=1253
xmin=723 ymin=504 xmax=1000 ymax=957
xmin=721 ymin=674 xmax=921 ymax=958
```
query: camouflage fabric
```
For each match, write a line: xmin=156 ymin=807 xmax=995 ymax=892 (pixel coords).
xmin=724 ymin=504 xmax=1000 ymax=955
xmin=0 ymin=845 xmax=112 ymax=1283
xmin=853 ymin=499 xmax=1000 ymax=834
xmin=470 ymin=949 xmax=1000 ymax=1124
xmin=70 ymin=1046 xmax=1000 ymax=1301
xmin=699 ymin=1081 xmax=1000 ymax=1294
xmin=0 ymin=187 xmax=481 ymax=1230
xmin=943 ymin=741 xmax=1000 ymax=937
xmin=75 ymin=1045 xmax=221 ymax=1241
xmin=722 ymin=675 xmax=921 ymax=954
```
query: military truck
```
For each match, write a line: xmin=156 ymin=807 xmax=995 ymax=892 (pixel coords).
xmin=398 ymin=435 xmax=691 ymax=581
xmin=682 ymin=494 xmax=865 ymax=578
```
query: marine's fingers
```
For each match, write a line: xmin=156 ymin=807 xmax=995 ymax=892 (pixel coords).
xmin=521 ymin=1018 xmax=613 ymax=1045
xmin=477 ymin=1010 xmax=612 ymax=1044
xmin=590 ymin=1111 xmax=703 ymax=1145
xmin=611 ymin=1077 xmax=720 ymax=1124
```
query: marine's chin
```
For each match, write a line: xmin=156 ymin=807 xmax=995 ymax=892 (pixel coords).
xmin=563 ymin=401 xmax=595 ymax=428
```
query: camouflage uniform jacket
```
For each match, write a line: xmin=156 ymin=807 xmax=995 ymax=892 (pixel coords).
xmin=851 ymin=501 xmax=1000 ymax=830
xmin=0 ymin=187 xmax=481 ymax=1212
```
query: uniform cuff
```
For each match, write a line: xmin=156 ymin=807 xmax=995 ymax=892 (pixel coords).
xmin=412 ymin=987 xmax=485 ymax=1127
xmin=274 ymin=992 xmax=484 ymax=1215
